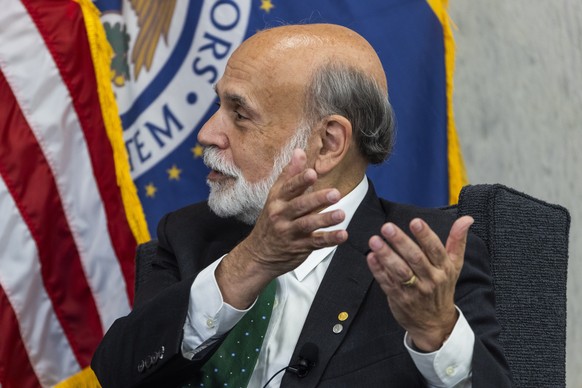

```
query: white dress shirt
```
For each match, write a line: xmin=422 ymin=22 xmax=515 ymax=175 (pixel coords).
xmin=182 ymin=177 xmax=474 ymax=387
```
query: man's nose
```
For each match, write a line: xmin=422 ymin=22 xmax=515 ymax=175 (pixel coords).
xmin=197 ymin=111 xmax=229 ymax=149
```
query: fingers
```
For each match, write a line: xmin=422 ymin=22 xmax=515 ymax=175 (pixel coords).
xmin=312 ymin=229 xmax=348 ymax=248
xmin=407 ymin=219 xmax=448 ymax=269
xmin=367 ymin=217 xmax=472 ymax=351
xmin=276 ymin=149 xmax=317 ymax=201
xmin=283 ymin=148 xmax=308 ymax=178
xmin=366 ymin=252 xmax=393 ymax=292
xmin=284 ymin=189 xmax=341 ymax=220
xmin=367 ymin=235 xmax=415 ymax=288
xmin=278 ymin=195 xmax=347 ymax=249
xmin=249 ymin=147 xmax=347 ymax=273
xmin=376 ymin=222 xmax=434 ymax=280
xmin=445 ymin=216 xmax=474 ymax=265
xmin=367 ymin=216 xmax=474 ymax=285
xmin=266 ymin=147 xmax=345 ymax=234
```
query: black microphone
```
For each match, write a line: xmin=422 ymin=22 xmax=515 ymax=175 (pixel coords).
xmin=262 ymin=342 xmax=319 ymax=388
xmin=286 ymin=342 xmax=318 ymax=377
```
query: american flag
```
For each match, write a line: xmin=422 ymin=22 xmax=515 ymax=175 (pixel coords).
xmin=0 ymin=1 xmax=148 ymax=386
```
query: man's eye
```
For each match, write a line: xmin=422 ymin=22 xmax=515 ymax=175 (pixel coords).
xmin=234 ymin=111 xmax=247 ymax=120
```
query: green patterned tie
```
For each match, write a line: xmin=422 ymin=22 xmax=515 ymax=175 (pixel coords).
xmin=184 ymin=280 xmax=277 ymax=388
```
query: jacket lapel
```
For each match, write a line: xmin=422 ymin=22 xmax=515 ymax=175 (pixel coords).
xmin=281 ymin=182 xmax=388 ymax=387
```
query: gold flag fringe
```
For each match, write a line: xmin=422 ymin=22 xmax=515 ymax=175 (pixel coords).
xmin=427 ymin=0 xmax=468 ymax=204
xmin=75 ymin=0 xmax=150 ymax=243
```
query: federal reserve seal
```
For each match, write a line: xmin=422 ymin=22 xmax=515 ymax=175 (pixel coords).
xmin=98 ymin=0 xmax=251 ymax=178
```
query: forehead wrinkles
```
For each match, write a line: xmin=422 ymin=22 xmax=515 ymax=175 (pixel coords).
xmin=220 ymin=36 xmax=316 ymax=128
xmin=220 ymin=56 xmax=281 ymax=110
xmin=223 ymin=52 xmax=259 ymax=82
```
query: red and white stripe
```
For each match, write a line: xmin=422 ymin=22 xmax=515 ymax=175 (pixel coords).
xmin=0 ymin=1 xmax=137 ymax=387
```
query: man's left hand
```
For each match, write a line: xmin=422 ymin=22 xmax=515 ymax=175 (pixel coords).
xmin=366 ymin=216 xmax=474 ymax=352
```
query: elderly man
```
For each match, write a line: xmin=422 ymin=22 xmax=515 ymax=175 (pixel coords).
xmin=92 ymin=24 xmax=511 ymax=387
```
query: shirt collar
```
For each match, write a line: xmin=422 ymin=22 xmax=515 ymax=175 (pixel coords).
xmin=293 ymin=176 xmax=369 ymax=281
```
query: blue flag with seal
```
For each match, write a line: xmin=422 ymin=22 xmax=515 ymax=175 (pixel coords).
xmin=97 ymin=0 xmax=467 ymax=236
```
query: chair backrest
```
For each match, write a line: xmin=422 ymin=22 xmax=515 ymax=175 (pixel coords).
xmin=134 ymin=184 xmax=571 ymax=387
xmin=456 ymin=184 xmax=570 ymax=388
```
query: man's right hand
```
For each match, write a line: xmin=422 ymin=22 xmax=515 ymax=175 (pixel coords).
xmin=216 ymin=149 xmax=348 ymax=309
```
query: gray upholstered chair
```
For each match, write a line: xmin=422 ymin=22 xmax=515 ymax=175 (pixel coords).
xmin=134 ymin=184 xmax=570 ymax=388
xmin=453 ymin=184 xmax=569 ymax=388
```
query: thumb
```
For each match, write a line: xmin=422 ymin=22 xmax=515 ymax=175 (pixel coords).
xmin=445 ymin=216 xmax=474 ymax=269
xmin=270 ymin=148 xmax=316 ymax=201
xmin=280 ymin=148 xmax=308 ymax=179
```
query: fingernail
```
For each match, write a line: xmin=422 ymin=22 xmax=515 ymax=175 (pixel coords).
xmin=370 ymin=236 xmax=383 ymax=250
xmin=332 ymin=210 xmax=344 ymax=221
xmin=411 ymin=219 xmax=423 ymax=233
xmin=327 ymin=190 xmax=340 ymax=202
xmin=384 ymin=223 xmax=396 ymax=237
xmin=304 ymin=169 xmax=316 ymax=181
xmin=463 ymin=216 xmax=475 ymax=231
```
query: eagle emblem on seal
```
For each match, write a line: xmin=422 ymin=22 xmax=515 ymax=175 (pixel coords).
xmin=103 ymin=0 xmax=177 ymax=86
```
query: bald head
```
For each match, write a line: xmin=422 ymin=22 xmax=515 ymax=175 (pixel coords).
xmin=236 ymin=24 xmax=388 ymax=95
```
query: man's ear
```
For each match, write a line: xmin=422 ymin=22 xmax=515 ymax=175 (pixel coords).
xmin=314 ymin=115 xmax=353 ymax=175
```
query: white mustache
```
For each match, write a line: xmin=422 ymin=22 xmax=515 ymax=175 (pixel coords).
xmin=202 ymin=147 xmax=240 ymax=179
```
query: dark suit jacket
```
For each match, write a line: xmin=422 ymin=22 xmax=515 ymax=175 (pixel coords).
xmin=91 ymin=183 xmax=512 ymax=387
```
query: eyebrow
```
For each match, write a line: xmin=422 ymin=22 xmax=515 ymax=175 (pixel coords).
xmin=213 ymin=84 xmax=259 ymax=119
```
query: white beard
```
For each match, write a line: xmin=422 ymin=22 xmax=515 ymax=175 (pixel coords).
xmin=203 ymin=124 xmax=311 ymax=224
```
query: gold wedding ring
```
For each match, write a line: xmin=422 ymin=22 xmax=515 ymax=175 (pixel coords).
xmin=402 ymin=274 xmax=417 ymax=287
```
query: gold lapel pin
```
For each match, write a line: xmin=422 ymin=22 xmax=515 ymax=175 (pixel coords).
xmin=338 ymin=312 xmax=348 ymax=321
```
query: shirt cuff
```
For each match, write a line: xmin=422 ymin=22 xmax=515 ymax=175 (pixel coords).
xmin=404 ymin=307 xmax=474 ymax=387
xmin=181 ymin=255 xmax=254 ymax=359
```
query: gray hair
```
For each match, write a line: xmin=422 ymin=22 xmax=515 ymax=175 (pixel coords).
xmin=303 ymin=63 xmax=395 ymax=164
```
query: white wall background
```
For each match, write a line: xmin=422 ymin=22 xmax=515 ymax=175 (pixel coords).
xmin=448 ymin=2 xmax=581 ymax=387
